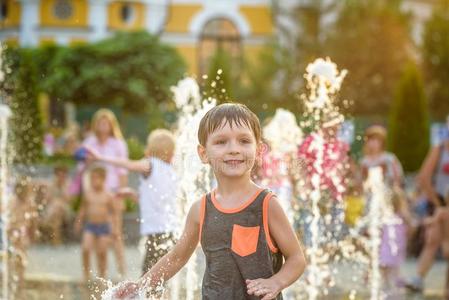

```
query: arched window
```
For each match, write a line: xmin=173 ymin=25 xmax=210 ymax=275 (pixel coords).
xmin=120 ymin=4 xmax=135 ymax=24
xmin=198 ymin=18 xmax=242 ymax=78
xmin=0 ymin=2 xmax=8 ymax=21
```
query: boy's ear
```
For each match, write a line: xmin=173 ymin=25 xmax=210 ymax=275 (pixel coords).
xmin=197 ymin=144 xmax=209 ymax=164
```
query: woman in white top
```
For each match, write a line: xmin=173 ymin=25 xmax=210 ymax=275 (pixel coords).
xmin=360 ymin=125 xmax=404 ymax=188
xmin=87 ymin=129 xmax=179 ymax=275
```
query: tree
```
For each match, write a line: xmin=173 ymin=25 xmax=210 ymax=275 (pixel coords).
xmin=204 ymin=48 xmax=234 ymax=103
xmin=3 ymin=49 xmax=44 ymax=164
xmin=40 ymin=31 xmax=186 ymax=113
xmin=422 ymin=0 xmax=449 ymax=120
xmin=388 ymin=62 xmax=429 ymax=172
xmin=326 ymin=0 xmax=412 ymax=116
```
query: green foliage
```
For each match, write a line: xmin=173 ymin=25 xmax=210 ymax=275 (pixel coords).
xmin=235 ymin=42 xmax=300 ymax=116
xmin=422 ymin=1 xmax=449 ymax=120
xmin=126 ymin=136 xmax=145 ymax=160
xmin=388 ymin=62 xmax=430 ymax=172
xmin=205 ymin=48 xmax=234 ymax=103
xmin=2 ymin=48 xmax=44 ymax=164
xmin=39 ymin=31 xmax=186 ymax=113
xmin=326 ymin=0 xmax=412 ymax=115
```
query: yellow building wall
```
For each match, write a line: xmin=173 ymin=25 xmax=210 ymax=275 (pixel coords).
xmin=1 ymin=0 xmax=21 ymax=28
xmin=108 ymin=1 xmax=145 ymax=30
xmin=239 ymin=5 xmax=273 ymax=35
xmin=39 ymin=37 xmax=56 ymax=46
xmin=176 ymin=45 xmax=198 ymax=75
xmin=70 ymin=38 xmax=87 ymax=46
xmin=40 ymin=0 xmax=88 ymax=27
xmin=165 ymin=4 xmax=202 ymax=33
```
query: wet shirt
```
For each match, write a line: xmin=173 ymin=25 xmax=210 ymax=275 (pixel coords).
xmin=199 ymin=189 xmax=283 ymax=300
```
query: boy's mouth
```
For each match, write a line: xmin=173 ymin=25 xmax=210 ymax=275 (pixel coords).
xmin=224 ymin=159 xmax=245 ymax=166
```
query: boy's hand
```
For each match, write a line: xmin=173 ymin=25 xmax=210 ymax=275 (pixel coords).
xmin=113 ymin=281 xmax=139 ymax=299
xmin=246 ymin=278 xmax=282 ymax=300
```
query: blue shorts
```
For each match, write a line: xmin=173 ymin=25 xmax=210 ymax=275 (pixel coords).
xmin=84 ymin=223 xmax=111 ymax=237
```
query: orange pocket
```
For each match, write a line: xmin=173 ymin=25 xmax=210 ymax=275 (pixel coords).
xmin=231 ymin=224 xmax=260 ymax=257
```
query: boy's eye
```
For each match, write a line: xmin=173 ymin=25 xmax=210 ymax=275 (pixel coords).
xmin=215 ymin=140 xmax=226 ymax=145
xmin=240 ymin=139 xmax=251 ymax=144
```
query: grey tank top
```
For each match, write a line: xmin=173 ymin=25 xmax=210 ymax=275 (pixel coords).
xmin=199 ymin=189 xmax=283 ymax=300
xmin=435 ymin=146 xmax=449 ymax=197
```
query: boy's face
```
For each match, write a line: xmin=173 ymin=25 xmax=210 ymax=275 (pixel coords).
xmin=198 ymin=121 xmax=262 ymax=178
xmin=90 ymin=172 xmax=105 ymax=190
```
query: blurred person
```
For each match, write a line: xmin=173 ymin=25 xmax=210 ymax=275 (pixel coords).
xmin=344 ymin=157 xmax=365 ymax=228
xmin=87 ymin=129 xmax=179 ymax=275
xmin=360 ymin=125 xmax=404 ymax=188
xmin=406 ymin=115 xmax=449 ymax=292
xmin=76 ymin=109 xmax=129 ymax=278
xmin=7 ymin=177 xmax=38 ymax=296
xmin=379 ymin=188 xmax=414 ymax=291
xmin=42 ymin=165 xmax=72 ymax=245
xmin=74 ymin=166 xmax=116 ymax=282
xmin=255 ymin=140 xmax=295 ymax=223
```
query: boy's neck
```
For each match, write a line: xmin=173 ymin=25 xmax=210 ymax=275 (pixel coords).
xmin=215 ymin=174 xmax=257 ymax=198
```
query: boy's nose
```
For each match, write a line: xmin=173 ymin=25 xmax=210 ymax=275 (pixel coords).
xmin=227 ymin=140 xmax=240 ymax=154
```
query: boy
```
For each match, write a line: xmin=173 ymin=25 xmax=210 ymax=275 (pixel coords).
xmin=115 ymin=103 xmax=307 ymax=300
xmin=86 ymin=129 xmax=179 ymax=275
xmin=8 ymin=177 xmax=38 ymax=296
xmin=43 ymin=165 xmax=71 ymax=245
xmin=74 ymin=166 xmax=116 ymax=282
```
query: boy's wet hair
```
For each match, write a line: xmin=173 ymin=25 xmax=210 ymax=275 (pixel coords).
xmin=90 ymin=165 xmax=107 ymax=179
xmin=198 ymin=103 xmax=261 ymax=146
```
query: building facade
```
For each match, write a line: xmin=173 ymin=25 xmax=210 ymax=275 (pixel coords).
xmin=0 ymin=0 xmax=275 ymax=75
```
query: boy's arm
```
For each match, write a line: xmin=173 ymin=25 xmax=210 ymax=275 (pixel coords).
xmin=85 ymin=146 xmax=151 ymax=174
xmin=115 ymin=200 xmax=201 ymax=298
xmin=247 ymin=196 xmax=307 ymax=300
xmin=74 ymin=199 xmax=86 ymax=234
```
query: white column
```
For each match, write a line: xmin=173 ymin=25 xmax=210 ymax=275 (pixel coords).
xmin=19 ymin=0 xmax=40 ymax=46
xmin=144 ymin=0 xmax=169 ymax=34
xmin=88 ymin=0 xmax=108 ymax=41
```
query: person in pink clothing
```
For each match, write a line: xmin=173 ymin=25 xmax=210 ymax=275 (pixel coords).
xmin=80 ymin=109 xmax=129 ymax=278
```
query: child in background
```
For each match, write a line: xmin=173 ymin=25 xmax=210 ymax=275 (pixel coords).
xmin=8 ymin=178 xmax=38 ymax=295
xmin=74 ymin=166 xmax=116 ymax=282
xmin=43 ymin=165 xmax=72 ymax=245
xmin=87 ymin=129 xmax=179 ymax=275
xmin=344 ymin=158 xmax=365 ymax=228
xmin=379 ymin=187 xmax=414 ymax=291
xmin=114 ymin=103 xmax=307 ymax=300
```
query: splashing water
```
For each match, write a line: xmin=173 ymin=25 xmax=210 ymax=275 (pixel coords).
xmin=101 ymin=78 xmax=216 ymax=300
xmin=262 ymin=109 xmax=302 ymax=223
xmin=297 ymin=58 xmax=348 ymax=299
xmin=171 ymin=78 xmax=215 ymax=300
xmin=0 ymin=104 xmax=12 ymax=300
xmin=364 ymin=167 xmax=384 ymax=300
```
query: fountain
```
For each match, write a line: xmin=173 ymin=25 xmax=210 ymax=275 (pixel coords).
xmin=0 ymin=103 xmax=12 ymax=300
xmin=295 ymin=58 xmax=349 ymax=299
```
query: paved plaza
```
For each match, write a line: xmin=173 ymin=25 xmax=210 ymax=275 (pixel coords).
xmin=15 ymin=244 xmax=447 ymax=300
